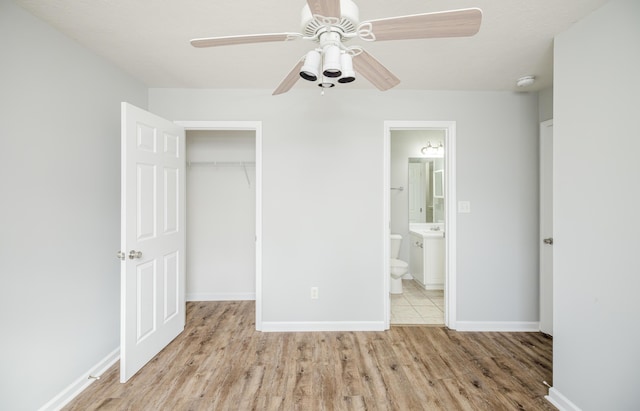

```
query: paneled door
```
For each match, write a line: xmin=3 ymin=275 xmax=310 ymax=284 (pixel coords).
xmin=120 ymin=103 xmax=186 ymax=382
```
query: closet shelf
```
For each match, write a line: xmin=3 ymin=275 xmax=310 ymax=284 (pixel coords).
xmin=187 ymin=161 xmax=255 ymax=186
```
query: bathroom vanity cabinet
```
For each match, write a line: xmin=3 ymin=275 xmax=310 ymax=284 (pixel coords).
xmin=410 ymin=231 xmax=445 ymax=290
xmin=410 ymin=233 xmax=425 ymax=284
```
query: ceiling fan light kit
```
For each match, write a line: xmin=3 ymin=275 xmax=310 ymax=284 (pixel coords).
xmin=300 ymin=50 xmax=322 ymax=81
xmin=318 ymin=81 xmax=335 ymax=89
xmin=190 ymin=0 xmax=483 ymax=95
xmin=322 ymin=44 xmax=343 ymax=77
xmin=338 ymin=53 xmax=355 ymax=83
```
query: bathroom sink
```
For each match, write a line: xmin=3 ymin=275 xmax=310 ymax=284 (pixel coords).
xmin=421 ymin=230 xmax=444 ymax=238
xmin=410 ymin=229 xmax=445 ymax=238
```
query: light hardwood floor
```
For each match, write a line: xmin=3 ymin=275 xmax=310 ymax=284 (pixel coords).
xmin=64 ymin=301 xmax=554 ymax=410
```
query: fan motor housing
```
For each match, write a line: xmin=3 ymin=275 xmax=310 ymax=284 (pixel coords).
xmin=301 ymin=0 xmax=360 ymax=39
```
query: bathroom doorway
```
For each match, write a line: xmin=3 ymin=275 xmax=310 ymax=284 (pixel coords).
xmin=383 ymin=121 xmax=457 ymax=329
xmin=176 ymin=121 xmax=263 ymax=330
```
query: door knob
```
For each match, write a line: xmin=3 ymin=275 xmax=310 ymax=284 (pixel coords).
xmin=116 ymin=251 xmax=126 ymax=261
xmin=543 ymin=238 xmax=553 ymax=245
xmin=128 ymin=250 xmax=143 ymax=259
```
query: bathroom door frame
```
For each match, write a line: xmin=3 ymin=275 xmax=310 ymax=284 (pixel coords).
xmin=175 ymin=120 xmax=263 ymax=331
xmin=383 ymin=121 xmax=457 ymax=329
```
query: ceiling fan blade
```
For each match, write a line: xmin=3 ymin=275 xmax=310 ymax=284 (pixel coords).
xmin=358 ymin=8 xmax=482 ymax=42
xmin=352 ymin=50 xmax=400 ymax=91
xmin=191 ymin=33 xmax=302 ymax=48
xmin=272 ymin=59 xmax=305 ymax=96
xmin=306 ymin=0 xmax=341 ymax=19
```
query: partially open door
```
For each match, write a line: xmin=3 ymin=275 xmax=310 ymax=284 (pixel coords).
xmin=120 ymin=103 xmax=186 ymax=382
xmin=540 ymin=119 xmax=553 ymax=336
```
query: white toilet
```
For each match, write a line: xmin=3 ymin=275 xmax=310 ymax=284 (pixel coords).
xmin=390 ymin=234 xmax=409 ymax=294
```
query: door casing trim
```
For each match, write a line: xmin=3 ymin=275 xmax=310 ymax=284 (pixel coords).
xmin=175 ymin=120 xmax=263 ymax=331
xmin=383 ymin=121 xmax=457 ymax=329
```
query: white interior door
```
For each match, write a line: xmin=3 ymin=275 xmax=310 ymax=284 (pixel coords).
xmin=540 ymin=119 xmax=553 ymax=335
xmin=120 ymin=102 xmax=186 ymax=382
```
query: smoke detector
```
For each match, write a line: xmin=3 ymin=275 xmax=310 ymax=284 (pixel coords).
xmin=516 ymin=75 xmax=536 ymax=88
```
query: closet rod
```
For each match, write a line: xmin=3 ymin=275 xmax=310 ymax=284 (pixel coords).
xmin=187 ymin=161 xmax=255 ymax=167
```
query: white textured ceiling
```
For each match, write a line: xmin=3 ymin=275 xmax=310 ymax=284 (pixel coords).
xmin=16 ymin=0 xmax=609 ymax=93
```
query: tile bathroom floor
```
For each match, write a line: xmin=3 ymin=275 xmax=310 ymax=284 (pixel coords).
xmin=391 ymin=279 xmax=444 ymax=325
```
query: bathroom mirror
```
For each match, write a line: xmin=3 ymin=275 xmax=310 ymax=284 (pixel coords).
xmin=434 ymin=169 xmax=444 ymax=198
xmin=408 ymin=158 xmax=445 ymax=223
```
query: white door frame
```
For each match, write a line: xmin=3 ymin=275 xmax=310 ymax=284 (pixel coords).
xmin=383 ymin=121 xmax=457 ymax=329
xmin=175 ymin=120 xmax=263 ymax=331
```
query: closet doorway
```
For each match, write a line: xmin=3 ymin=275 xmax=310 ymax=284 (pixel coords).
xmin=177 ymin=121 xmax=262 ymax=330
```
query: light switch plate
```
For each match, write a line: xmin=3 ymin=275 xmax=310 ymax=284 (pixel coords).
xmin=458 ymin=201 xmax=471 ymax=213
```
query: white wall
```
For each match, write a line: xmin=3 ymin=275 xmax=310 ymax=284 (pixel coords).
xmin=186 ymin=130 xmax=256 ymax=301
xmin=0 ymin=1 xmax=147 ymax=410
xmin=149 ymin=88 xmax=540 ymax=325
xmin=538 ymin=87 xmax=554 ymax=122
xmin=552 ymin=0 xmax=640 ymax=409
xmin=390 ymin=129 xmax=444 ymax=263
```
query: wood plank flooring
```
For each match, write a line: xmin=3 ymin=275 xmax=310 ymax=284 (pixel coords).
xmin=64 ymin=301 xmax=555 ymax=410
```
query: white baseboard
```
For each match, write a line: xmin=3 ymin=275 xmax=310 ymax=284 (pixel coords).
xmin=38 ymin=348 xmax=119 ymax=411
xmin=546 ymin=387 xmax=582 ymax=411
xmin=455 ymin=321 xmax=540 ymax=332
xmin=186 ymin=292 xmax=256 ymax=302
xmin=262 ymin=321 xmax=386 ymax=332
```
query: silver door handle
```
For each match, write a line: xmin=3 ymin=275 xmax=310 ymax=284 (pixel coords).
xmin=117 ymin=251 xmax=126 ymax=261
xmin=128 ymin=250 xmax=143 ymax=259
xmin=543 ymin=238 xmax=553 ymax=245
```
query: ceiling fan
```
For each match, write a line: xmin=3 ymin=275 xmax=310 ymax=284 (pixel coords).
xmin=190 ymin=0 xmax=482 ymax=95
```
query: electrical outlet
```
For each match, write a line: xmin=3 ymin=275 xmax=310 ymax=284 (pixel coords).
xmin=310 ymin=287 xmax=319 ymax=299
xmin=458 ymin=201 xmax=471 ymax=213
